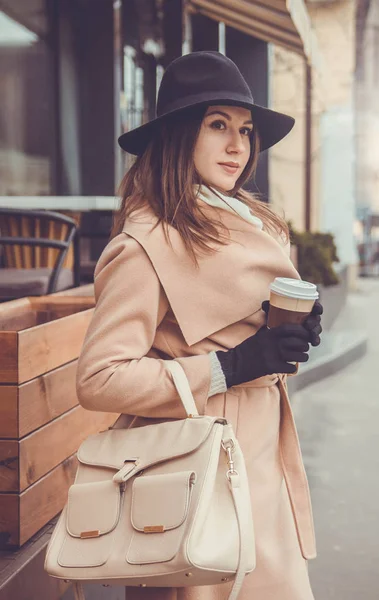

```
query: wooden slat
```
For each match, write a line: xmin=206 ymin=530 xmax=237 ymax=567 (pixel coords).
xmin=193 ymin=0 xmax=303 ymax=50
xmin=28 ymin=295 xmax=94 ymax=308
xmin=250 ymin=0 xmax=288 ymax=14
xmin=0 ymin=405 xmax=117 ymax=492
xmin=18 ymin=307 xmax=94 ymax=384
xmin=0 ymin=216 xmax=11 ymax=267
xmin=21 ymin=216 xmax=32 ymax=269
xmin=19 ymin=455 xmax=78 ymax=546
xmin=197 ymin=6 xmax=303 ymax=52
xmin=0 ymin=455 xmax=77 ymax=548
xmin=0 ymin=440 xmax=18 ymax=492
xmin=0 ymin=387 xmax=18 ymax=438
xmin=0 ymin=332 xmax=18 ymax=385
xmin=17 ymin=307 xmax=94 ymax=384
xmin=0 ymin=297 xmax=31 ymax=319
xmin=9 ymin=216 xmax=22 ymax=268
xmin=0 ymin=361 xmax=80 ymax=440
xmin=18 ymin=407 xmax=116 ymax=490
xmin=61 ymin=211 xmax=82 ymax=270
xmin=0 ymin=298 xmax=94 ymax=385
xmin=34 ymin=217 xmax=41 ymax=267
xmin=0 ymin=407 xmax=116 ymax=492
xmin=0 ymin=309 xmax=39 ymax=332
xmin=18 ymin=360 xmax=79 ymax=438
xmin=200 ymin=0 xmax=298 ymax=33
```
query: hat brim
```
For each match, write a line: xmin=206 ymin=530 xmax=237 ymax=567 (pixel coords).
xmin=118 ymin=98 xmax=294 ymax=155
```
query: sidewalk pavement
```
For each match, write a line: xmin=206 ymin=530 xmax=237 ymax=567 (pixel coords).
xmin=292 ymin=277 xmax=379 ymax=599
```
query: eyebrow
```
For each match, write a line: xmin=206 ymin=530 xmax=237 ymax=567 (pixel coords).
xmin=205 ymin=110 xmax=253 ymax=125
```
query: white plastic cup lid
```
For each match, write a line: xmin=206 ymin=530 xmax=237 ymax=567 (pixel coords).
xmin=269 ymin=277 xmax=319 ymax=300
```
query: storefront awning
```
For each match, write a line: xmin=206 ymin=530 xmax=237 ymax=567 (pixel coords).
xmin=187 ymin=0 xmax=321 ymax=69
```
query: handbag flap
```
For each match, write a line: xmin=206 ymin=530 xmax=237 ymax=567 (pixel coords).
xmin=131 ymin=471 xmax=196 ymax=532
xmin=77 ymin=415 xmax=218 ymax=474
xmin=66 ymin=480 xmax=121 ymax=538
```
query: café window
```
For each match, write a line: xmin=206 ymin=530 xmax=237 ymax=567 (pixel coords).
xmin=0 ymin=4 xmax=53 ymax=195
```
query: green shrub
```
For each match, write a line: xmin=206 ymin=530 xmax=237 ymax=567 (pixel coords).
xmin=288 ymin=222 xmax=340 ymax=287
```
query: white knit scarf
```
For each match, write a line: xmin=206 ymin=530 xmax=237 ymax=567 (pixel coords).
xmin=196 ymin=185 xmax=263 ymax=230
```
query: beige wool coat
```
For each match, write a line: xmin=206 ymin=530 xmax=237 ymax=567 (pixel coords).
xmin=76 ymin=203 xmax=316 ymax=600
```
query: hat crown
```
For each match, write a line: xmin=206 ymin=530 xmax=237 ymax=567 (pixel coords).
xmin=156 ymin=51 xmax=253 ymax=117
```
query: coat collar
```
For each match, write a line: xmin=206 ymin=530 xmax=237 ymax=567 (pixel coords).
xmin=122 ymin=204 xmax=299 ymax=346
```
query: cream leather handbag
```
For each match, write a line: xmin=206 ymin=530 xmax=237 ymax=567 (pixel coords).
xmin=45 ymin=360 xmax=255 ymax=600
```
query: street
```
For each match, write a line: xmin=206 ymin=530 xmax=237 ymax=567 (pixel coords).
xmin=293 ymin=278 xmax=379 ymax=599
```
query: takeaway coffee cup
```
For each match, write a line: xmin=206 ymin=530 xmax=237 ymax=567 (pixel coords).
xmin=267 ymin=277 xmax=319 ymax=329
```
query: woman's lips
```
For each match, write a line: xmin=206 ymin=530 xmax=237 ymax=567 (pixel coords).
xmin=218 ymin=163 xmax=240 ymax=175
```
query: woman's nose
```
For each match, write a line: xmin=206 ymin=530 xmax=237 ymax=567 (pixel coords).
xmin=226 ymin=130 xmax=245 ymax=154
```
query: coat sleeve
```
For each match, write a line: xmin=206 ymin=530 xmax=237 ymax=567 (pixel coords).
xmin=76 ymin=233 xmax=211 ymax=418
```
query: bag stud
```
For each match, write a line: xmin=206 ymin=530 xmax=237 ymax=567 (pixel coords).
xmin=140 ymin=584 xmax=147 ymax=587
xmin=185 ymin=573 xmax=193 ymax=577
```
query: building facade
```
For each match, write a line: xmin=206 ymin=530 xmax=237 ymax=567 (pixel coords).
xmin=0 ymin=0 xmax=360 ymax=281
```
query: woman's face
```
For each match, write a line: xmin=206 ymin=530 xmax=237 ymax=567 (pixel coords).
xmin=193 ymin=105 xmax=253 ymax=192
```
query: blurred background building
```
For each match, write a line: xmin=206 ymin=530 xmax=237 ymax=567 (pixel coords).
xmin=0 ymin=0 xmax=377 ymax=285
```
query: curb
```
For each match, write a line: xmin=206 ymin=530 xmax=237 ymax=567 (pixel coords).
xmin=286 ymin=330 xmax=368 ymax=395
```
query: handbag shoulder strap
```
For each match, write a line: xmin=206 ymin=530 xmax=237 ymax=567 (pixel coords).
xmin=164 ymin=359 xmax=199 ymax=417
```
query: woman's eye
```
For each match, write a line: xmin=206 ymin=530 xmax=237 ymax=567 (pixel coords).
xmin=241 ymin=127 xmax=253 ymax=136
xmin=210 ymin=120 xmax=226 ymax=130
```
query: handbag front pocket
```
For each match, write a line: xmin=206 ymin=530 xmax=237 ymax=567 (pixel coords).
xmin=58 ymin=479 xmax=122 ymax=568
xmin=126 ymin=471 xmax=196 ymax=565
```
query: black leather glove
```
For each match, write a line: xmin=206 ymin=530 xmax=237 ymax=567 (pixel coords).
xmin=215 ymin=323 xmax=311 ymax=388
xmin=261 ymin=299 xmax=323 ymax=347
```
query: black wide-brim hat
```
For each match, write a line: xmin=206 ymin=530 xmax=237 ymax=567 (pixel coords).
xmin=118 ymin=51 xmax=295 ymax=155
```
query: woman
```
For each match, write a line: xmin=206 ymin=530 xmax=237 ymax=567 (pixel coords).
xmin=76 ymin=51 xmax=322 ymax=599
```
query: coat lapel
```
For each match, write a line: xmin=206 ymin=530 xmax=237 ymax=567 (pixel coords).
xmin=122 ymin=205 xmax=300 ymax=346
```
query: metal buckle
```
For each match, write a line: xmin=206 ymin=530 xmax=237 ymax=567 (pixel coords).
xmin=222 ymin=439 xmax=238 ymax=480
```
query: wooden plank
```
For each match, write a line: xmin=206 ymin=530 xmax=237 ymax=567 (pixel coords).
xmin=194 ymin=5 xmax=304 ymax=52
xmin=0 ymin=362 xmax=79 ymax=440
xmin=0 ymin=454 xmax=77 ymax=549
xmin=0 ymin=309 xmax=39 ymax=332
xmin=34 ymin=217 xmax=41 ymax=267
xmin=18 ymin=360 xmax=79 ymax=438
xmin=0 ymin=297 xmax=94 ymax=385
xmin=0 ymin=387 xmax=18 ymax=438
xmin=252 ymin=0 xmax=288 ymax=14
xmin=0 ymin=407 xmax=117 ymax=493
xmin=207 ymin=0 xmax=298 ymax=33
xmin=9 ymin=216 xmax=22 ymax=268
xmin=0 ymin=440 xmax=18 ymax=492
xmin=18 ymin=406 xmax=116 ymax=490
xmin=18 ymin=307 xmax=94 ymax=383
xmin=194 ymin=0 xmax=303 ymax=49
xmin=0 ymin=333 xmax=18 ymax=387
xmin=19 ymin=455 xmax=78 ymax=546
xmin=0 ymin=297 xmax=31 ymax=319
xmin=29 ymin=295 xmax=94 ymax=308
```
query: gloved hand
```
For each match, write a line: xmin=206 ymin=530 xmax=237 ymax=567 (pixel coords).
xmin=261 ymin=299 xmax=323 ymax=347
xmin=215 ymin=323 xmax=311 ymax=388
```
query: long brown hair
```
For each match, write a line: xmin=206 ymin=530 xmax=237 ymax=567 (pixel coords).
xmin=112 ymin=105 xmax=289 ymax=263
